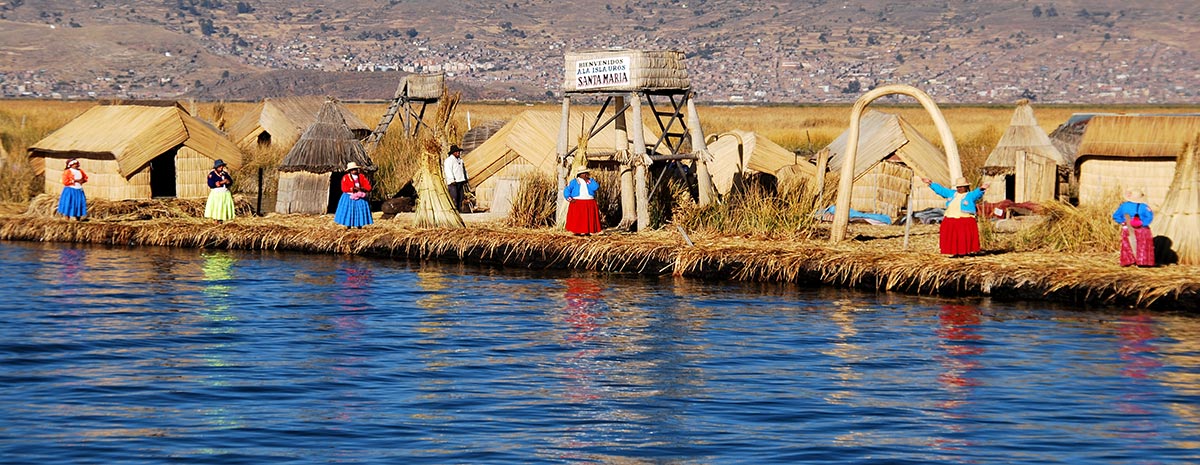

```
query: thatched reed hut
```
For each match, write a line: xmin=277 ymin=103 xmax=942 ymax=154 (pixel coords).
xmin=1154 ymin=137 xmax=1199 ymax=265
xmin=463 ymin=109 xmax=656 ymax=213
xmin=980 ymin=100 xmax=1070 ymax=203
xmin=707 ymin=130 xmax=815 ymax=196
xmin=227 ymin=96 xmax=370 ymax=151
xmin=28 ymin=102 xmax=241 ymax=200
xmin=275 ymin=99 xmax=376 ymax=214
xmin=460 ymin=120 xmax=507 ymax=154
xmin=1074 ymin=114 xmax=1200 ymax=207
xmin=823 ymin=110 xmax=951 ymax=220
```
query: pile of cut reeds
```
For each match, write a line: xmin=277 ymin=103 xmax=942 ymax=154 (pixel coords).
xmin=24 ymin=194 xmax=255 ymax=221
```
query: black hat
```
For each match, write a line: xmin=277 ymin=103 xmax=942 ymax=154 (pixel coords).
xmin=213 ymin=159 xmax=227 ymax=168
xmin=449 ymin=145 xmax=463 ymax=154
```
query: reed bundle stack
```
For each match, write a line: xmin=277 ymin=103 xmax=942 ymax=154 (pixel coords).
xmin=413 ymin=152 xmax=464 ymax=228
xmin=28 ymin=102 xmax=241 ymax=200
xmin=707 ymin=130 xmax=816 ymax=196
xmin=412 ymin=85 xmax=464 ymax=228
xmin=979 ymin=100 xmax=1069 ymax=203
xmin=1074 ymin=115 xmax=1200 ymax=207
xmin=227 ymin=96 xmax=370 ymax=151
xmin=1157 ymin=137 xmax=1200 ymax=265
xmin=562 ymin=50 xmax=690 ymax=92
xmin=276 ymin=99 xmax=375 ymax=215
xmin=823 ymin=110 xmax=949 ymax=219
xmin=464 ymin=110 xmax=657 ymax=212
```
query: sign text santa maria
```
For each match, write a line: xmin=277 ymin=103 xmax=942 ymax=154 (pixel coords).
xmin=575 ymin=56 xmax=631 ymax=89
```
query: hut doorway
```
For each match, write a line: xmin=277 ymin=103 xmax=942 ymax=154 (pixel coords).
xmin=1002 ymin=174 xmax=1016 ymax=201
xmin=149 ymin=150 xmax=178 ymax=198
xmin=327 ymin=172 xmax=343 ymax=214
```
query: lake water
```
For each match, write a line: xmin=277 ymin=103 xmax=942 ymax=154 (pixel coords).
xmin=1 ymin=240 xmax=1198 ymax=464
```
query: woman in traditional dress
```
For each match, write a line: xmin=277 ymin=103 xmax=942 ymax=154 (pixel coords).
xmin=334 ymin=162 xmax=373 ymax=228
xmin=204 ymin=159 xmax=235 ymax=224
xmin=922 ymin=176 xmax=989 ymax=257
xmin=57 ymin=158 xmax=88 ymax=220
xmin=1113 ymin=188 xmax=1155 ymax=267
xmin=563 ymin=167 xmax=601 ymax=236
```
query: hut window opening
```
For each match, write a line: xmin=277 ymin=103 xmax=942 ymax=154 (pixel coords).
xmin=257 ymin=132 xmax=271 ymax=146
xmin=149 ymin=150 xmax=178 ymax=198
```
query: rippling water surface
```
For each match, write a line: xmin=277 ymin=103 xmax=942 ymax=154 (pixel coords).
xmin=1 ymin=241 xmax=1198 ymax=464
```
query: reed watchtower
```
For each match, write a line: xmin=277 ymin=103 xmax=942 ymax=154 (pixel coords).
xmin=363 ymin=73 xmax=445 ymax=153
xmin=555 ymin=49 xmax=716 ymax=231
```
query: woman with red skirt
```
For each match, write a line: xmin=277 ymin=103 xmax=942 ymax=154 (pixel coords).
xmin=923 ymin=176 xmax=989 ymax=257
xmin=564 ymin=168 xmax=601 ymax=236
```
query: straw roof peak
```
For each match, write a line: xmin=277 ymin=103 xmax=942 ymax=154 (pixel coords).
xmin=984 ymin=101 xmax=1069 ymax=168
xmin=278 ymin=99 xmax=375 ymax=173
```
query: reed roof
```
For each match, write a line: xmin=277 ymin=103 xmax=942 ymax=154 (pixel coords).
xmin=227 ymin=96 xmax=370 ymax=150
xmin=1075 ymin=115 xmax=1200 ymax=165
xmin=461 ymin=120 xmax=507 ymax=154
xmin=825 ymin=110 xmax=951 ymax=185
xmin=984 ymin=100 xmax=1069 ymax=168
xmin=279 ymin=99 xmax=375 ymax=173
xmin=27 ymin=104 xmax=241 ymax=177
xmin=1158 ymin=137 xmax=1200 ymax=265
xmin=464 ymin=109 xmax=657 ymax=188
xmin=707 ymin=130 xmax=816 ymax=195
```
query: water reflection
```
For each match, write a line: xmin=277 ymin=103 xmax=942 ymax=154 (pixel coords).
xmin=932 ymin=304 xmax=985 ymax=454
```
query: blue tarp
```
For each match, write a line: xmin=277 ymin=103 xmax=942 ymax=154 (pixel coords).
xmin=820 ymin=206 xmax=893 ymax=225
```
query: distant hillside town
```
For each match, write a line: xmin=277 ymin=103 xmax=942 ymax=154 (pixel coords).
xmin=0 ymin=0 xmax=1196 ymax=103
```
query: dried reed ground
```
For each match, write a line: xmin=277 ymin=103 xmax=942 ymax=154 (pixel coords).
xmin=2 ymin=199 xmax=1197 ymax=310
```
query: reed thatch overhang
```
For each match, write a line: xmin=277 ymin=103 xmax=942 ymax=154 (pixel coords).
xmin=278 ymin=99 xmax=375 ymax=174
xmin=227 ymin=96 xmax=371 ymax=150
xmin=707 ymin=129 xmax=816 ymax=195
xmin=1074 ymin=115 xmax=1200 ymax=165
xmin=981 ymin=100 xmax=1070 ymax=176
xmin=464 ymin=109 xmax=658 ymax=189
xmin=27 ymin=104 xmax=242 ymax=177
xmin=825 ymin=110 xmax=951 ymax=185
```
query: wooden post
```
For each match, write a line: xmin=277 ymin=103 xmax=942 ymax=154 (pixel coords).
xmin=814 ymin=149 xmax=830 ymax=208
xmin=256 ymin=167 xmax=264 ymax=216
xmin=904 ymin=175 xmax=915 ymax=250
xmin=687 ymin=99 xmax=715 ymax=206
xmin=616 ymin=95 xmax=637 ymax=229
xmin=831 ymin=84 xmax=962 ymax=243
xmin=555 ymin=96 xmax=572 ymax=228
xmin=630 ymin=93 xmax=650 ymax=231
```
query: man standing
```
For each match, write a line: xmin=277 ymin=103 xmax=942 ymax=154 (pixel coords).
xmin=443 ymin=145 xmax=468 ymax=212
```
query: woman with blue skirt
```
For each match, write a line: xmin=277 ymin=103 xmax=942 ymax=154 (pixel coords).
xmin=334 ymin=162 xmax=373 ymax=228
xmin=57 ymin=158 xmax=88 ymax=220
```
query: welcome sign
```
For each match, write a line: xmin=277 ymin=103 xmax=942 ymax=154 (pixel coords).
xmin=574 ymin=56 xmax=631 ymax=90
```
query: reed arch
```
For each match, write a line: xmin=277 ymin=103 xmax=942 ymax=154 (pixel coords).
xmin=829 ymin=84 xmax=963 ymax=243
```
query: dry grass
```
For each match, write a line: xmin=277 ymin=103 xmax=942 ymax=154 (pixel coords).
xmin=505 ymin=171 xmax=557 ymax=228
xmin=2 ymin=208 xmax=1196 ymax=309
xmin=24 ymin=193 xmax=255 ymax=221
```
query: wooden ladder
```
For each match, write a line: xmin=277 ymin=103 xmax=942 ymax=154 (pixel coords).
xmin=362 ymin=81 xmax=408 ymax=152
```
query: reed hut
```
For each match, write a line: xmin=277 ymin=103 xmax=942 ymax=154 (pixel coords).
xmin=28 ymin=102 xmax=241 ymax=200
xmin=980 ymin=100 xmax=1070 ymax=203
xmin=227 ymin=96 xmax=370 ymax=151
xmin=1154 ymin=137 xmax=1199 ymax=265
xmin=464 ymin=109 xmax=656 ymax=213
xmin=1074 ymin=115 xmax=1200 ymax=207
xmin=275 ymin=99 xmax=376 ymax=214
xmin=707 ymin=130 xmax=816 ymax=196
xmin=823 ymin=110 xmax=951 ymax=219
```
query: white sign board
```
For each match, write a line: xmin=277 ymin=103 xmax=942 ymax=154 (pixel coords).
xmin=574 ymin=56 xmax=631 ymax=90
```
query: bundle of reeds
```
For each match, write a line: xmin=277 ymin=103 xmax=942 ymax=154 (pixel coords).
xmin=505 ymin=171 xmax=557 ymax=228
xmin=23 ymin=193 xmax=254 ymax=221
xmin=1157 ymin=138 xmax=1200 ymax=265
xmin=412 ymin=150 xmax=464 ymax=229
xmin=1009 ymin=200 xmax=1119 ymax=253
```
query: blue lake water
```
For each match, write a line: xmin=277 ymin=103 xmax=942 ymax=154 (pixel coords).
xmin=1 ymin=240 xmax=1198 ymax=464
